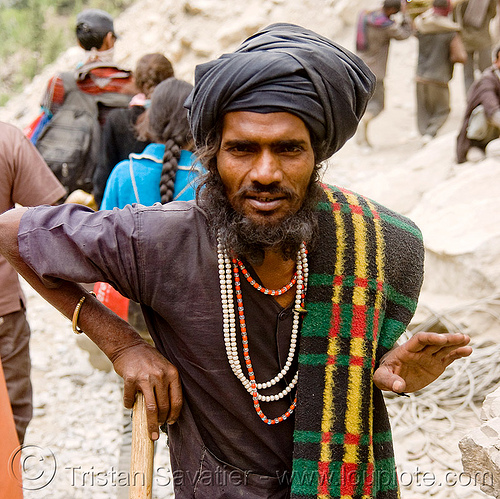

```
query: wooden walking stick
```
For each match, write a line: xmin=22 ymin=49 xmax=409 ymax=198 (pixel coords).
xmin=130 ymin=392 xmax=154 ymax=499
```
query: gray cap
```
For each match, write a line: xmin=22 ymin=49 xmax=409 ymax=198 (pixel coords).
xmin=76 ymin=9 xmax=116 ymax=37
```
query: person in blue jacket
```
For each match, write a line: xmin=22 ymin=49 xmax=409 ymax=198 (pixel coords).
xmin=101 ymin=77 xmax=204 ymax=210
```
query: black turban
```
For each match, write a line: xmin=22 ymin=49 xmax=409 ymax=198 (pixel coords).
xmin=185 ymin=23 xmax=375 ymax=161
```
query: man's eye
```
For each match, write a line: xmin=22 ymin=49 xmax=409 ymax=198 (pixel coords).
xmin=228 ymin=145 xmax=253 ymax=153
xmin=280 ymin=145 xmax=302 ymax=154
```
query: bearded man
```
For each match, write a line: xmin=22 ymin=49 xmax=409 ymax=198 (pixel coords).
xmin=0 ymin=24 xmax=471 ymax=499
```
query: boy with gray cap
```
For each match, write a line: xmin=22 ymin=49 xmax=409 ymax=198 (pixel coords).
xmin=36 ymin=9 xmax=134 ymax=196
xmin=76 ymin=8 xmax=117 ymax=56
xmin=41 ymin=8 xmax=134 ymax=125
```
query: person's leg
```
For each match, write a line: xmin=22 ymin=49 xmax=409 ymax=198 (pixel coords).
xmin=416 ymin=81 xmax=431 ymax=137
xmin=477 ymin=45 xmax=492 ymax=73
xmin=0 ymin=309 xmax=33 ymax=444
xmin=424 ymin=84 xmax=450 ymax=138
xmin=356 ymin=79 xmax=384 ymax=148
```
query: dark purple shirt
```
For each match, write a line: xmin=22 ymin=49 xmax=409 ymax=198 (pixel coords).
xmin=19 ymin=202 xmax=298 ymax=481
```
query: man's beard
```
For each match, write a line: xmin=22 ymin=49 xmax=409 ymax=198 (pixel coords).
xmin=199 ymin=173 xmax=322 ymax=266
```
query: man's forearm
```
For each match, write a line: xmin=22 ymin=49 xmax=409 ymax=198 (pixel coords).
xmin=0 ymin=207 xmax=183 ymax=437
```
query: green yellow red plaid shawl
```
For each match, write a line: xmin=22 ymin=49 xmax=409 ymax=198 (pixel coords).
xmin=292 ymin=184 xmax=424 ymax=498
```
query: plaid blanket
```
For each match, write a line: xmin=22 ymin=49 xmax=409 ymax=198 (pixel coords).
xmin=291 ymin=184 xmax=424 ymax=498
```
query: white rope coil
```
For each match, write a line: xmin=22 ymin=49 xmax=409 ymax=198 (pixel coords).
xmin=386 ymin=293 xmax=500 ymax=439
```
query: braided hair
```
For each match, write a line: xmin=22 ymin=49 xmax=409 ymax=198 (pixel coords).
xmin=147 ymin=78 xmax=194 ymax=204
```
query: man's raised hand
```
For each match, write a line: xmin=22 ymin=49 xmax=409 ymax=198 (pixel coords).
xmin=373 ymin=331 xmax=472 ymax=394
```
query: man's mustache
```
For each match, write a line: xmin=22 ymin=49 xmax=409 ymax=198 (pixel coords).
xmin=233 ymin=183 xmax=298 ymax=200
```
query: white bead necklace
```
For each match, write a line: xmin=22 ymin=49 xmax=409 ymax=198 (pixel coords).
xmin=217 ymin=239 xmax=308 ymax=424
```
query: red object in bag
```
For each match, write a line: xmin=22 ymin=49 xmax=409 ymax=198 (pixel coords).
xmin=24 ymin=111 xmax=44 ymax=138
xmin=93 ymin=282 xmax=129 ymax=321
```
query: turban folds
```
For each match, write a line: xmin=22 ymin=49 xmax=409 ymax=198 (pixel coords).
xmin=185 ymin=23 xmax=375 ymax=161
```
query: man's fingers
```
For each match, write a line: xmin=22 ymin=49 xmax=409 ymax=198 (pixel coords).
xmin=141 ymin=385 xmax=160 ymax=441
xmin=443 ymin=345 xmax=473 ymax=364
xmin=435 ymin=343 xmax=472 ymax=359
xmin=404 ymin=331 xmax=448 ymax=353
xmin=112 ymin=344 xmax=183 ymax=439
xmin=155 ymin=385 xmax=170 ymax=428
xmin=167 ymin=376 xmax=183 ymax=424
xmin=373 ymin=365 xmax=406 ymax=393
xmin=454 ymin=345 xmax=473 ymax=357
xmin=407 ymin=332 xmax=470 ymax=353
xmin=123 ymin=378 xmax=137 ymax=410
xmin=422 ymin=336 xmax=472 ymax=363
xmin=391 ymin=378 xmax=406 ymax=394
xmin=151 ymin=365 xmax=183 ymax=426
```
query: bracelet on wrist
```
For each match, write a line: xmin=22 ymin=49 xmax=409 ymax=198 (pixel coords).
xmin=72 ymin=291 xmax=96 ymax=334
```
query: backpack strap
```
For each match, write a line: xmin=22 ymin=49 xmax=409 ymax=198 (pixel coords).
xmin=129 ymin=157 xmax=142 ymax=204
xmin=75 ymin=61 xmax=132 ymax=81
xmin=57 ymin=71 xmax=99 ymax=117
xmin=94 ymin=92 xmax=132 ymax=109
xmin=59 ymin=71 xmax=78 ymax=94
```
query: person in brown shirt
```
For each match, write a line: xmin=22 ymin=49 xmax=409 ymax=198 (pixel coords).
xmin=0 ymin=122 xmax=66 ymax=443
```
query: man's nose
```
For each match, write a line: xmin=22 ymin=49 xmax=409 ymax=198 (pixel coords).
xmin=248 ymin=150 xmax=283 ymax=185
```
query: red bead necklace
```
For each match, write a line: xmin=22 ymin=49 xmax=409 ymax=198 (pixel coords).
xmin=235 ymin=258 xmax=297 ymax=296
xmin=233 ymin=260 xmax=298 ymax=424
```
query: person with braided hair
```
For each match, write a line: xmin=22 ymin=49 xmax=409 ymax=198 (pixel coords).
xmin=92 ymin=53 xmax=175 ymax=207
xmin=100 ymin=77 xmax=204 ymax=210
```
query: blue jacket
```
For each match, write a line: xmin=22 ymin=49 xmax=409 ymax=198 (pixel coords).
xmin=101 ymin=143 xmax=204 ymax=210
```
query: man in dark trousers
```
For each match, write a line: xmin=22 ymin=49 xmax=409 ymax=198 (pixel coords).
xmin=0 ymin=24 xmax=471 ymax=498
xmin=414 ymin=0 xmax=467 ymax=143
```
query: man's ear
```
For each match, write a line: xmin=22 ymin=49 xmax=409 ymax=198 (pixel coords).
xmin=100 ymin=31 xmax=116 ymax=51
